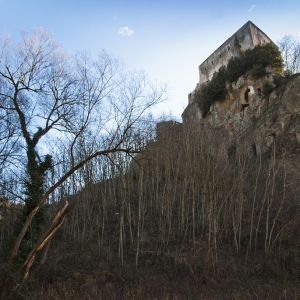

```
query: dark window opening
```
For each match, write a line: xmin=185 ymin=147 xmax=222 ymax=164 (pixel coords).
xmin=227 ymin=46 xmax=231 ymax=51
xmin=241 ymin=103 xmax=249 ymax=112
xmin=252 ymin=143 xmax=257 ymax=156
xmin=211 ymin=61 xmax=214 ymax=65
xmin=220 ymin=54 xmax=222 ymax=58
xmin=244 ymin=88 xmax=250 ymax=102
xmin=257 ymin=88 xmax=262 ymax=96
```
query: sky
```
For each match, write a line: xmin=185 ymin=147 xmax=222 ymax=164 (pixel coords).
xmin=1 ymin=0 xmax=299 ymax=120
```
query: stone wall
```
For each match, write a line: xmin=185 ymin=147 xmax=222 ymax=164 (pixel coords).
xmin=198 ymin=21 xmax=272 ymax=86
xmin=156 ymin=121 xmax=182 ymax=140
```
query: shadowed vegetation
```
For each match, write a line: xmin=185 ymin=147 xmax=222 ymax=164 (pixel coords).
xmin=1 ymin=122 xmax=299 ymax=299
xmin=195 ymin=43 xmax=283 ymax=117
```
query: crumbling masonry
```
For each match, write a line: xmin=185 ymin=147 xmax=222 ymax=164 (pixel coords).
xmin=188 ymin=21 xmax=273 ymax=104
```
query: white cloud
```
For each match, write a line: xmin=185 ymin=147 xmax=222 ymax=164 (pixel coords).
xmin=249 ymin=5 xmax=256 ymax=12
xmin=118 ymin=27 xmax=134 ymax=37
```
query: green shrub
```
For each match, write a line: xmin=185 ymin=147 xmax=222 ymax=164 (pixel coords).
xmin=227 ymin=55 xmax=247 ymax=82
xmin=250 ymin=64 xmax=267 ymax=79
xmin=262 ymin=81 xmax=274 ymax=96
xmin=273 ymin=74 xmax=288 ymax=87
xmin=227 ymin=43 xmax=283 ymax=83
xmin=196 ymin=67 xmax=227 ymax=117
xmin=196 ymin=43 xmax=284 ymax=117
xmin=252 ymin=43 xmax=283 ymax=74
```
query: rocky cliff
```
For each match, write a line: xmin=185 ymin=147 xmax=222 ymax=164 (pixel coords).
xmin=182 ymin=72 xmax=300 ymax=157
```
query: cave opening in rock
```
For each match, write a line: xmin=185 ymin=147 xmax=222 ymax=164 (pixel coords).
xmin=244 ymin=88 xmax=250 ymax=102
xmin=252 ymin=143 xmax=257 ymax=156
xmin=241 ymin=104 xmax=249 ymax=112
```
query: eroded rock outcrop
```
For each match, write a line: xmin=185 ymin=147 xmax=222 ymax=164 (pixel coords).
xmin=183 ymin=73 xmax=300 ymax=156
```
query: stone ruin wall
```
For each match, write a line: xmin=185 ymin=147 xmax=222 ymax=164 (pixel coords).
xmin=188 ymin=21 xmax=272 ymax=105
xmin=199 ymin=21 xmax=272 ymax=85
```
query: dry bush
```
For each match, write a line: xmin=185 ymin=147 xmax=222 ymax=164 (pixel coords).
xmin=2 ymin=120 xmax=300 ymax=298
xmin=48 ymin=122 xmax=300 ymax=283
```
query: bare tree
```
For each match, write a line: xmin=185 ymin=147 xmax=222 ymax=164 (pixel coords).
xmin=0 ymin=28 xmax=165 ymax=275
xmin=277 ymin=34 xmax=300 ymax=74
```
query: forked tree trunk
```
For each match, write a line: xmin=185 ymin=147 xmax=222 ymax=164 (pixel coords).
xmin=21 ymin=201 xmax=69 ymax=279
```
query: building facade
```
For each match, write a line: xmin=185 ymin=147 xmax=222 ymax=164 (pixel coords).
xmin=188 ymin=21 xmax=273 ymax=104
xmin=199 ymin=21 xmax=272 ymax=85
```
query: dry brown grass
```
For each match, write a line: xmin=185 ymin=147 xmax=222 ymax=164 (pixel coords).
xmin=20 ymin=276 xmax=300 ymax=300
xmin=2 ymin=125 xmax=300 ymax=300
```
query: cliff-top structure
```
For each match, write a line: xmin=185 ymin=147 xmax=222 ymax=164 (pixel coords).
xmin=188 ymin=21 xmax=273 ymax=104
xmin=199 ymin=21 xmax=272 ymax=84
xmin=182 ymin=20 xmax=300 ymax=159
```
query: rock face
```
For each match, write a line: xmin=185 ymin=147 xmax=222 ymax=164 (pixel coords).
xmin=183 ymin=73 xmax=300 ymax=156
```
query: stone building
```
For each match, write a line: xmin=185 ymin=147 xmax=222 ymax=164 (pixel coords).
xmin=156 ymin=120 xmax=182 ymax=141
xmin=188 ymin=21 xmax=273 ymax=104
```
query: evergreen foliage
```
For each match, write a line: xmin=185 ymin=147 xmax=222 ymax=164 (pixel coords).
xmin=196 ymin=66 xmax=227 ymax=117
xmin=227 ymin=42 xmax=283 ymax=82
xmin=262 ymin=81 xmax=274 ymax=97
xmin=249 ymin=64 xmax=267 ymax=79
xmin=195 ymin=43 xmax=284 ymax=117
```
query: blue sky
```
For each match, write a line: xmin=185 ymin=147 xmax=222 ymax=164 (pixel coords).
xmin=1 ymin=0 xmax=299 ymax=119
